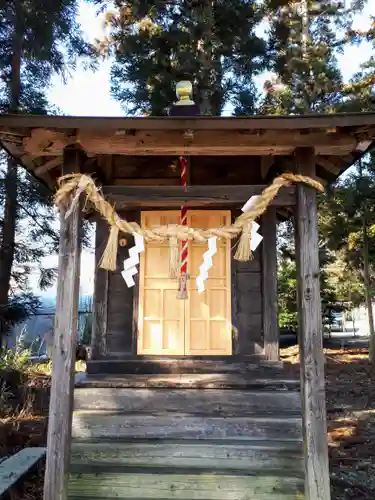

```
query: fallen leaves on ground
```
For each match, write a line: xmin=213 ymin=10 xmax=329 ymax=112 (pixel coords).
xmin=0 ymin=369 xmax=50 ymax=499
xmin=281 ymin=345 xmax=375 ymax=500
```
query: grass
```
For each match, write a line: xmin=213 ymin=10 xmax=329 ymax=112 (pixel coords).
xmin=31 ymin=359 xmax=86 ymax=375
xmin=0 ymin=346 xmax=32 ymax=373
xmin=1 ymin=344 xmax=86 ymax=420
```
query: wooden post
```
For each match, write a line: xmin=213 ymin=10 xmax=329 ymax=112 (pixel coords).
xmin=91 ymin=217 xmax=109 ymax=359
xmin=294 ymin=147 xmax=331 ymax=500
xmin=43 ymin=147 xmax=84 ymax=500
xmin=261 ymin=207 xmax=279 ymax=361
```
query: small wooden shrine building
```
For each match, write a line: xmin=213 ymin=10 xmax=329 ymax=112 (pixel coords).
xmin=1 ymin=109 xmax=375 ymax=500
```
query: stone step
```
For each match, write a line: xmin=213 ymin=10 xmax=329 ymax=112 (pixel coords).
xmin=70 ymin=440 xmax=303 ymax=473
xmin=72 ymin=413 xmax=302 ymax=442
xmin=76 ymin=373 xmax=299 ymax=391
xmin=86 ymin=357 xmax=284 ymax=375
xmin=73 ymin=388 xmax=301 ymax=416
xmin=68 ymin=471 xmax=304 ymax=499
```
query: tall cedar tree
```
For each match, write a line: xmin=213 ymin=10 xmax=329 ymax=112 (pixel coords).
xmin=89 ymin=0 xmax=267 ymax=115
xmin=342 ymin=11 xmax=375 ymax=111
xmin=0 ymin=0 xmax=94 ymax=343
xmin=263 ymin=1 xmax=360 ymax=337
xmin=260 ymin=0 xmax=365 ymax=114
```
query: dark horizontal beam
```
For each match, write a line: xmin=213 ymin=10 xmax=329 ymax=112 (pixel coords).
xmin=102 ymin=185 xmax=296 ymax=208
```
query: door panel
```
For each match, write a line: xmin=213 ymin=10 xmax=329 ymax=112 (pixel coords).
xmin=138 ymin=211 xmax=184 ymax=355
xmin=138 ymin=210 xmax=232 ymax=356
xmin=185 ymin=211 xmax=232 ymax=355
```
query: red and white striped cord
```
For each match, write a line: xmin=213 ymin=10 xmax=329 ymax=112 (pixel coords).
xmin=179 ymin=156 xmax=188 ymax=276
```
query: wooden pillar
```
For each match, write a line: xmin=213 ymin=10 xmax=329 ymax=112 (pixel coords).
xmin=294 ymin=147 xmax=331 ymax=500
xmin=91 ymin=217 xmax=109 ymax=359
xmin=261 ymin=206 xmax=279 ymax=360
xmin=43 ymin=147 xmax=84 ymax=500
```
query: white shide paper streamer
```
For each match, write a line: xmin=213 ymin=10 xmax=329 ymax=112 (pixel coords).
xmin=121 ymin=234 xmax=145 ymax=287
xmin=196 ymin=236 xmax=217 ymax=294
xmin=241 ymin=195 xmax=263 ymax=251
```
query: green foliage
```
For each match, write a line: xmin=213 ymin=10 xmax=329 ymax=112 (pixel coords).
xmin=260 ymin=0 xmax=356 ymax=114
xmin=342 ymin=13 xmax=375 ymax=110
xmin=0 ymin=0 xmax=95 ymax=113
xmin=277 ymin=217 xmax=342 ymax=331
xmin=0 ymin=342 xmax=31 ymax=373
xmin=89 ymin=0 xmax=267 ymax=115
xmin=277 ymin=255 xmax=298 ymax=329
xmin=0 ymin=1 xmax=95 ymax=337
xmin=81 ymin=314 xmax=93 ymax=345
xmin=324 ymin=249 xmax=365 ymax=307
xmin=319 ymin=161 xmax=375 ymax=303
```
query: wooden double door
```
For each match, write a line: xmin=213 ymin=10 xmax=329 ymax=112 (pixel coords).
xmin=137 ymin=210 xmax=232 ymax=355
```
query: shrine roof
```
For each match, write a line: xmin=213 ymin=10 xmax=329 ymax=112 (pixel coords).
xmin=0 ymin=112 xmax=374 ymax=189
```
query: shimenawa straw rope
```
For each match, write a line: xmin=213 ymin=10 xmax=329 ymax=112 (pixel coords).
xmin=55 ymin=172 xmax=324 ymax=271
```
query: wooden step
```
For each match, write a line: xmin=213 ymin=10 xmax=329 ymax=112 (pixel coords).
xmin=75 ymin=373 xmax=299 ymax=391
xmin=86 ymin=357 xmax=284 ymax=375
xmin=68 ymin=471 xmax=304 ymax=499
xmin=70 ymin=440 xmax=303 ymax=473
xmin=73 ymin=388 xmax=301 ymax=416
xmin=72 ymin=413 xmax=302 ymax=442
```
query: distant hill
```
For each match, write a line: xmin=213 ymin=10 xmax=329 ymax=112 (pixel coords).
xmin=7 ymin=294 xmax=93 ymax=355
xmin=36 ymin=295 xmax=93 ymax=314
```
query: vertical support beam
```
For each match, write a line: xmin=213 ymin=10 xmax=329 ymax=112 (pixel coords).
xmin=261 ymin=207 xmax=279 ymax=360
xmin=43 ymin=147 xmax=84 ymax=500
xmin=91 ymin=217 xmax=109 ymax=358
xmin=294 ymin=147 xmax=331 ymax=500
xmin=131 ymin=211 xmax=141 ymax=356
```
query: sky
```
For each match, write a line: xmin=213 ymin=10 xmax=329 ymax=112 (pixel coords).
xmin=32 ymin=0 xmax=374 ymax=298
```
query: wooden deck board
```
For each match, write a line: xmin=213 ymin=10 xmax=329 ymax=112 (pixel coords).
xmin=85 ymin=358 xmax=285 ymax=375
xmin=68 ymin=472 xmax=304 ymax=499
xmin=70 ymin=440 xmax=303 ymax=472
xmin=72 ymin=414 xmax=302 ymax=441
xmin=75 ymin=373 xmax=299 ymax=390
xmin=73 ymin=388 xmax=301 ymax=415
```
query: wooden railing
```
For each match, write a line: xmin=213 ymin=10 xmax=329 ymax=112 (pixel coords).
xmin=0 ymin=447 xmax=46 ymax=497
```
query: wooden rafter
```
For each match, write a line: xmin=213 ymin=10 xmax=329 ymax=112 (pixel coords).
xmin=35 ymin=157 xmax=62 ymax=176
xmin=315 ymin=155 xmax=340 ymax=174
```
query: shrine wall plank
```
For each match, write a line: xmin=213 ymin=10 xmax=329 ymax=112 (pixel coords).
xmin=232 ymin=247 xmax=263 ymax=355
xmin=94 ymin=209 xmax=263 ymax=359
xmin=93 ymin=211 xmax=139 ymax=357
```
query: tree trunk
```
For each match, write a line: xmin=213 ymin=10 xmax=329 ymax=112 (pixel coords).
xmin=198 ymin=0 xmax=214 ymax=115
xmin=362 ymin=213 xmax=375 ymax=364
xmin=300 ymin=0 xmax=312 ymax=111
xmin=300 ymin=0 xmax=308 ymax=57
xmin=0 ymin=8 xmax=22 ymax=346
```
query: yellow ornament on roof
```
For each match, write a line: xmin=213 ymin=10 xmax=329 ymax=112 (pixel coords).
xmin=175 ymin=80 xmax=195 ymax=105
